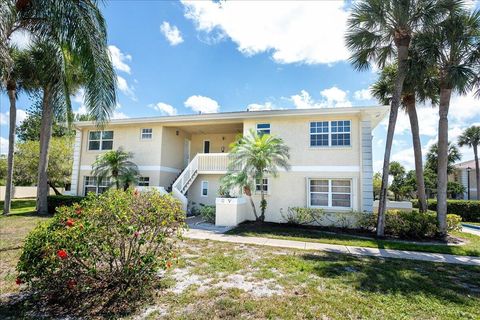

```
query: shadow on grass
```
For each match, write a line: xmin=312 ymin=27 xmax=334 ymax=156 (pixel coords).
xmin=301 ymin=251 xmax=480 ymax=304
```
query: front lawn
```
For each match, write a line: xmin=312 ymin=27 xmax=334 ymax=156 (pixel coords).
xmin=228 ymin=222 xmax=480 ymax=257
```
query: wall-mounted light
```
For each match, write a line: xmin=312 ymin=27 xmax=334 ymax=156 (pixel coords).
xmin=176 ymin=130 xmax=179 ymax=136
xmin=222 ymin=136 xmax=225 ymax=140
xmin=221 ymin=146 xmax=225 ymax=153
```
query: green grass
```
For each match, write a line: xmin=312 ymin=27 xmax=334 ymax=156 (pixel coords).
xmin=228 ymin=222 xmax=480 ymax=257
xmin=464 ymin=222 xmax=480 ymax=226
xmin=1 ymin=213 xmax=480 ymax=319
xmin=0 ymin=198 xmax=37 ymax=215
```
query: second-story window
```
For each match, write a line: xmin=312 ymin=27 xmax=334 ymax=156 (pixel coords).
xmin=256 ymin=123 xmax=270 ymax=136
xmin=88 ymin=131 xmax=113 ymax=150
xmin=310 ymin=120 xmax=351 ymax=147
xmin=141 ymin=128 xmax=153 ymax=140
xmin=331 ymin=120 xmax=351 ymax=146
xmin=310 ymin=121 xmax=329 ymax=146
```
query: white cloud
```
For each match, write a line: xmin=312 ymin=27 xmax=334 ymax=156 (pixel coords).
xmin=0 ymin=109 xmax=27 ymax=125
xmin=0 ymin=137 xmax=8 ymax=155
xmin=246 ymin=102 xmax=274 ymax=111
xmin=291 ymin=87 xmax=352 ymax=109
xmin=117 ymin=75 xmax=136 ymax=100
xmin=151 ymin=102 xmax=178 ymax=116
xmin=354 ymin=89 xmax=373 ymax=101
xmin=160 ymin=22 xmax=184 ymax=46
xmin=108 ymin=45 xmax=132 ymax=74
xmin=184 ymin=95 xmax=220 ymax=113
xmin=182 ymin=1 xmax=349 ymax=64
xmin=9 ymin=30 xmax=32 ymax=49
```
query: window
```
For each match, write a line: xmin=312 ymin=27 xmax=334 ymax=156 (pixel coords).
xmin=309 ymin=179 xmax=351 ymax=208
xmin=88 ymin=131 xmax=113 ymax=150
xmin=255 ymin=178 xmax=268 ymax=193
xmin=331 ymin=121 xmax=351 ymax=146
xmin=138 ymin=177 xmax=150 ymax=186
xmin=84 ymin=176 xmax=110 ymax=195
xmin=310 ymin=121 xmax=329 ymax=146
xmin=201 ymin=181 xmax=208 ymax=196
xmin=141 ymin=128 xmax=153 ymax=140
xmin=310 ymin=120 xmax=351 ymax=147
xmin=256 ymin=123 xmax=271 ymax=136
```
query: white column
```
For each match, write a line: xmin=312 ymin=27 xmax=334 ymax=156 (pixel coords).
xmin=360 ymin=120 xmax=373 ymax=212
xmin=66 ymin=129 xmax=82 ymax=195
xmin=461 ymin=168 xmax=468 ymax=199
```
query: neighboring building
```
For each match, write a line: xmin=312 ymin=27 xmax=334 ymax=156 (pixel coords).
xmin=451 ymin=160 xmax=478 ymax=200
xmin=67 ymin=106 xmax=388 ymax=223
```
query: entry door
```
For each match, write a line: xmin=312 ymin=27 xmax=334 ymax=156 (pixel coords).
xmin=184 ymin=138 xmax=191 ymax=167
xmin=203 ymin=140 xmax=210 ymax=153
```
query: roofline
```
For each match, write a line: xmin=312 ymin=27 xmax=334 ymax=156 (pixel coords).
xmin=74 ymin=105 xmax=390 ymax=129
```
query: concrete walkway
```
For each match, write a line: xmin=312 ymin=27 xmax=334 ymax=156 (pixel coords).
xmin=184 ymin=229 xmax=480 ymax=266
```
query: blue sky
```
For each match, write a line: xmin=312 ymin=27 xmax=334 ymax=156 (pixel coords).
xmin=1 ymin=0 xmax=480 ymax=172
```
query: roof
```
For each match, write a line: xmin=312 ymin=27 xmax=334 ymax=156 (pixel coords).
xmin=74 ymin=105 xmax=390 ymax=129
xmin=454 ymin=159 xmax=477 ymax=170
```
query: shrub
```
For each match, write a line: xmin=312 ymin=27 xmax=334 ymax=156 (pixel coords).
xmin=17 ymin=189 xmax=186 ymax=314
xmin=359 ymin=209 xmax=462 ymax=239
xmin=200 ymin=205 xmax=216 ymax=223
xmin=412 ymin=199 xmax=480 ymax=222
xmin=281 ymin=207 xmax=325 ymax=225
xmin=47 ymin=195 xmax=84 ymax=214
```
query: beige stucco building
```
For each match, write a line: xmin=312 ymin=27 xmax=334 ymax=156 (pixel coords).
xmin=67 ymin=106 xmax=388 ymax=223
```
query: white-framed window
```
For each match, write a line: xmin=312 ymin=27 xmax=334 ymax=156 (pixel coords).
xmin=308 ymin=178 xmax=352 ymax=208
xmin=84 ymin=176 xmax=110 ymax=195
xmin=256 ymin=123 xmax=270 ymax=136
xmin=310 ymin=120 xmax=351 ymax=147
xmin=88 ymin=130 xmax=113 ymax=150
xmin=141 ymin=128 xmax=153 ymax=140
xmin=138 ymin=177 xmax=150 ymax=186
xmin=201 ymin=181 xmax=209 ymax=197
xmin=255 ymin=178 xmax=269 ymax=193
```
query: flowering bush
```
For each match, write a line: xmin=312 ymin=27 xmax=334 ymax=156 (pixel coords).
xmin=17 ymin=189 xmax=185 ymax=313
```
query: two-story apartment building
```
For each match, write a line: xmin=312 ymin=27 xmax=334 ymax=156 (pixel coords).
xmin=67 ymin=106 xmax=388 ymax=223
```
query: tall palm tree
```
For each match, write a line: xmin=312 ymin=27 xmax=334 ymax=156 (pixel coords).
xmin=371 ymin=57 xmax=439 ymax=213
xmin=92 ymin=148 xmax=139 ymax=190
xmin=228 ymin=129 xmax=290 ymax=222
xmin=1 ymin=0 xmax=117 ymax=214
xmin=346 ymin=0 xmax=442 ymax=236
xmin=416 ymin=7 xmax=480 ymax=236
xmin=220 ymin=171 xmax=258 ymax=220
xmin=458 ymin=126 xmax=480 ymax=200
xmin=425 ymin=142 xmax=462 ymax=175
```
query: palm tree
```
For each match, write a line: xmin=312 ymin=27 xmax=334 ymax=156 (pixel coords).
xmin=371 ymin=58 xmax=439 ymax=213
xmin=220 ymin=171 xmax=258 ymax=220
xmin=120 ymin=169 xmax=139 ymax=191
xmin=346 ymin=0 xmax=442 ymax=236
xmin=425 ymin=142 xmax=462 ymax=175
xmin=415 ymin=7 xmax=480 ymax=236
xmin=228 ymin=129 xmax=290 ymax=222
xmin=92 ymin=148 xmax=139 ymax=190
xmin=1 ymin=0 xmax=117 ymax=214
xmin=458 ymin=126 xmax=480 ymax=200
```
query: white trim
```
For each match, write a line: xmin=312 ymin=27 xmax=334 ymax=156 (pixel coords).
xmin=79 ymin=165 xmax=181 ymax=174
xmin=87 ymin=130 xmax=114 ymax=151
xmin=66 ymin=129 xmax=82 ymax=195
xmin=201 ymin=180 xmax=209 ymax=197
xmin=309 ymin=120 xmax=351 ymax=148
xmin=281 ymin=165 xmax=360 ymax=173
xmin=140 ymin=128 xmax=153 ymax=140
xmin=307 ymin=178 xmax=353 ymax=209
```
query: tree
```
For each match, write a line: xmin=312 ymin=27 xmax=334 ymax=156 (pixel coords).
xmin=425 ymin=142 xmax=462 ymax=176
xmin=416 ymin=6 xmax=480 ymax=236
xmin=16 ymin=99 xmax=73 ymax=141
xmin=373 ymin=172 xmax=382 ymax=200
xmin=220 ymin=171 xmax=258 ymax=220
xmin=458 ymin=126 xmax=480 ymax=200
xmin=12 ymin=137 xmax=73 ymax=189
xmin=228 ymin=129 xmax=290 ymax=222
xmin=371 ymin=58 xmax=439 ymax=212
xmin=346 ymin=0 xmax=442 ymax=236
xmin=0 ymin=155 xmax=6 ymax=186
xmin=92 ymin=148 xmax=139 ymax=190
xmin=1 ymin=0 xmax=116 ymax=214
xmin=389 ymin=161 xmax=406 ymax=201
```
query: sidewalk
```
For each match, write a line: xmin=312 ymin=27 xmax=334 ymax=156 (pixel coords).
xmin=184 ymin=229 xmax=480 ymax=266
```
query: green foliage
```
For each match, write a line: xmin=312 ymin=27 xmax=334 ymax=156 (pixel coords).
xmin=281 ymin=207 xmax=367 ymax=229
xmin=92 ymin=148 xmax=139 ymax=190
xmin=13 ymin=137 xmax=73 ymax=186
xmin=16 ymin=101 xmax=74 ymax=142
xmin=17 ymin=189 xmax=185 ymax=313
xmin=47 ymin=195 xmax=84 ymax=214
xmin=0 ymin=155 xmax=6 ymax=185
xmin=358 ymin=210 xmax=462 ymax=239
xmin=425 ymin=142 xmax=461 ymax=175
xmin=387 ymin=162 xmax=415 ymax=200
xmin=281 ymin=207 xmax=325 ymax=225
xmin=458 ymin=126 xmax=480 ymax=149
xmin=373 ymin=172 xmax=381 ymax=200
xmin=200 ymin=205 xmax=216 ymax=223
xmin=412 ymin=199 xmax=480 ymax=222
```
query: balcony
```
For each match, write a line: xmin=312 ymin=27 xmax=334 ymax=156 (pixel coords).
xmin=197 ymin=153 xmax=231 ymax=173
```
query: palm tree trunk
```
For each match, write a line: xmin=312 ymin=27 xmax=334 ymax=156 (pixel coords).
xmin=243 ymin=187 xmax=258 ymax=220
xmin=437 ymin=86 xmax=452 ymax=237
xmin=377 ymin=43 xmax=409 ymax=237
xmin=474 ymin=145 xmax=480 ymax=200
xmin=260 ymin=179 xmax=266 ymax=222
xmin=36 ymin=88 xmax=53 ymax=215
xmin=3 ymin=81 xmax=17 ymax=215
xmin=406 ymin=98 xmax=427 ymax=213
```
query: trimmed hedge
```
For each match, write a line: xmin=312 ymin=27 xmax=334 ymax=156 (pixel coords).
xmin=412 ymin=199 xmax=480 ymax=222
xmin=47 ymin=195 xmax=84 ymax=214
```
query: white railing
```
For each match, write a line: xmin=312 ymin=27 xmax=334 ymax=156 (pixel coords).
xmin=198 ymin=153 xmax=230 ymax=173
